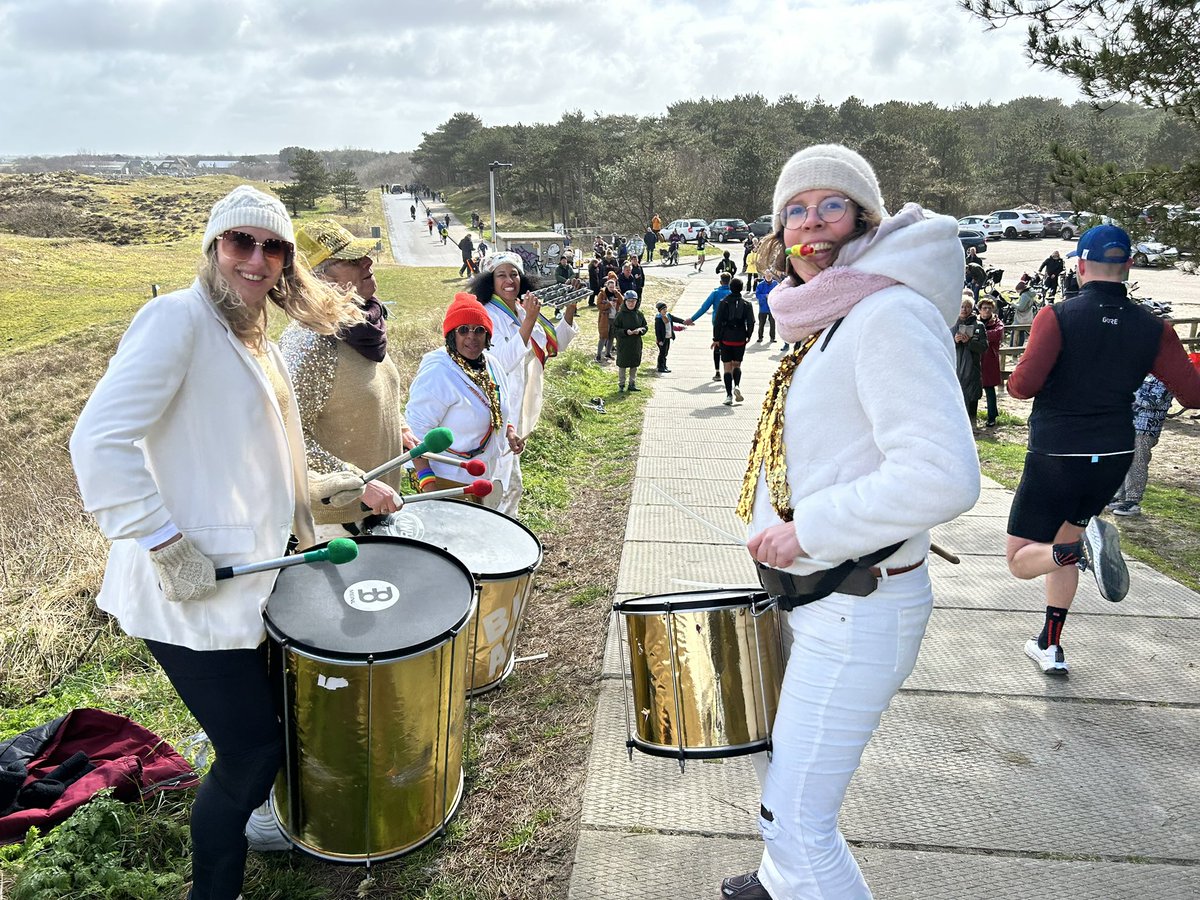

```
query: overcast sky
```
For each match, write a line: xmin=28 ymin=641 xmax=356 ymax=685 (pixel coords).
xmin=0 ymin=0 xmax=1083 ymax=157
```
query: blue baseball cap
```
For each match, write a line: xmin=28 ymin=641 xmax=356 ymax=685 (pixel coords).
xmin=1067 ymin=224 xmax=1132 ymax=264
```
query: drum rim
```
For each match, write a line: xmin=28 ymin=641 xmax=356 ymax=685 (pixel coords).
xmin=613 ymin=587 xmax=767 ymax=615
xmin=376 ymin=500 xmax=543 ymax=580
xmin=628 ymin=735 xmax=773 ymax=761
xmin=264 ymin=535 xmax=476 ymax=662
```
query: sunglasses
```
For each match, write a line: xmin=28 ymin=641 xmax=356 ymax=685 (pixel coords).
xmin=218 ymin=230 xmax=293 ymax=263
xmin=781 ymin=196 xmax=853 ymax=229
xmin=454 ymin=325 xmax=488 ymax=337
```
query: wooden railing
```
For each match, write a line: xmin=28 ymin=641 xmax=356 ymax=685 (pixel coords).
xmin=999 ymin=317 xmax=1200 ymax=380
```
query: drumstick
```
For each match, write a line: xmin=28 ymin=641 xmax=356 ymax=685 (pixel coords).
xmin=930 ymin=542 xmax=960 ymax=565
xmin=321 ymin=428 xmax=455 ymax=504
xmin=214 ymin=537 xmax=358 ymax=580
xmin=403 ymin=479 xmax=493 ymax=504
xmin=421 ymin=452 xmax=487 ymax=477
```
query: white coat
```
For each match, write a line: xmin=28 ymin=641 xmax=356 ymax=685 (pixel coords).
xmin=405 ymin=348 xmax=517 ymax=489
xmin=70 ymin=281 xmax=316 ymax=651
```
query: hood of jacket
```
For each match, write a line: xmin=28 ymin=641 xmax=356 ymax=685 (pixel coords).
xmin=835 ymin=203 xmax=965 ymax=326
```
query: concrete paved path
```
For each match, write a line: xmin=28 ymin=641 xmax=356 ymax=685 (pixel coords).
xmin=568 ymin=273 xmax=1200 ymax=899
xmin=381 ymin=191 xmax=472 ymax=267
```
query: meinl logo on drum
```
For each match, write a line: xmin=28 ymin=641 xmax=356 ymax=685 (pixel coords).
xmin=343 ymin=580 xmax=401 ymax=612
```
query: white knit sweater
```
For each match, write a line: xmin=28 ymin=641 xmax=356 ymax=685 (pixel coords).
xmin=751 ymin=213 xmax=980 ymax=574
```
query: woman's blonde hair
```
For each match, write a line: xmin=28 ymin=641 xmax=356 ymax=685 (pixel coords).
xmin=199 ymin=248 xmax=363 ymax=349
xmin=758 ymin=205 xmax=884 ymax=284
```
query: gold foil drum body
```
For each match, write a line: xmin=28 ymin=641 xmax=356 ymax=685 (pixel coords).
xmin=265 ymin=536 xmax=476 ymax=862
xmin=370 ymin=501 xmax=542 ymax=695
xmin=615 ymin=590 xmax=784 ymax=759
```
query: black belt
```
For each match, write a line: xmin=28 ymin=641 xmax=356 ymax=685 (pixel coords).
xmin=756 ymin=540 xmax=906 ymax=611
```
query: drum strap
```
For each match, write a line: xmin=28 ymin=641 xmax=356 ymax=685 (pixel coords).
xmin=757 ymin=541 xmax=903 ymax=610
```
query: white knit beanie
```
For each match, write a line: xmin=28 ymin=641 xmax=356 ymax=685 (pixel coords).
xmin=201 ymin=185 xmax=295 ymax=253
xmin=772 ymin=144 xmax=885 ymax=232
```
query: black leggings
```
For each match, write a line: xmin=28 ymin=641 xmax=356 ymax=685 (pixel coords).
xmin=146 ymin=640 xmax=283 ymax=900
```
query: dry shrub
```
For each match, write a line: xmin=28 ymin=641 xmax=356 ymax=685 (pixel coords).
xmin=0 ymin=325 xmax=123 ymax=704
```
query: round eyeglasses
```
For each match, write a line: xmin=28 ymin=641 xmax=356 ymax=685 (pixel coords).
xmin=454 ymin=325 xmax=488 ymax=337
xmin=781 ymin=196 xmax=854 ymax=229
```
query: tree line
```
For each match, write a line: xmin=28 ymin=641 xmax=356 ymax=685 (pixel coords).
xmin=410 ymin=95 xmax=1189 ymax=237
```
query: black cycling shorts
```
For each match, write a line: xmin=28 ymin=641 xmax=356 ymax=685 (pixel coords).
xmin=719 ymin=342 xmax=747 ymax=363
xmin=1007 ymin=451 xmax=1132 ymax=542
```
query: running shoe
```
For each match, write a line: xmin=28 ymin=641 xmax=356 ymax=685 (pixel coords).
xmin=1112 ymin=502 xmax=1142 ymax=517
xmin=1081 ymin=517 xmax=1129 ymax=602
xmin=734 ymin=388 xmax=744 ymax=402
xmin=723 ymin=394 xmax=734 ymax=406
xmin=721 ymin=872 xmax=773 ymax=898
xmin=1024 ymin=638 xmax=1069 ymax=676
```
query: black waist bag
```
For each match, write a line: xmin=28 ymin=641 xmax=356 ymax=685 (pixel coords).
xmin=757 ymin=541 xmax=903 ymax=611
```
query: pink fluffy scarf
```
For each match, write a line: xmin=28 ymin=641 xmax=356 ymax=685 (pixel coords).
xmin=768 ymin=203 xmax=927 ymax=342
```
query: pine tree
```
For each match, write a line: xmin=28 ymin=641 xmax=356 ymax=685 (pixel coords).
xmin=330 ymin=165 xmax=368 ymax=211
xmin=286 ymin=148 xmax=329 ymax=210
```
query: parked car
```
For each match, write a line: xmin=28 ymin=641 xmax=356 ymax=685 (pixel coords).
xmin=709 ymin=218 xmax=751 ymax=242
xmin=1040 ymin=213 xmax=1066 ymax=236
xmin=959 ymin=215 xmax=1001 ymax=240
xmin=663 ymin=219 xmax=711 ymax=242
xmin=990 ymin=209 xmax=1044 ymax=239
xmin=1133 ymin=239 xmax=1180 ymax=267
xmin=749 ymin=214 xmax=774 ymax=237
xmin=958 ymin=228 xmax=988 ymax=254
xmin=1059 ymin=211 xmax=1114 ymax=241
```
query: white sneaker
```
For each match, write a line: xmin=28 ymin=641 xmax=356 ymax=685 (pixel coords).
xmin=723 ymin=395 xmax=734 ymax=406
xmin=245 ymin=804 xmax=291 ymax=852
xmin=734 ymin=388 xmax=744 ymax=402
xmin=1082 ymin=517 xmax=1129 ymax=602
xmin=1025 ymin=638 xmax=1069 ymax=676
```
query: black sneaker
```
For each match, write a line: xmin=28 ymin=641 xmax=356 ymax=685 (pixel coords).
xmin=1081 ymin=517 xmax=1129 ymax=602
xmin=721 ymin=872 xmax=773 ymax=899
xmin=628 ymin=385 xmax=641 ymax=392
xmin=712 ymin=372 xmax=721 ymax=382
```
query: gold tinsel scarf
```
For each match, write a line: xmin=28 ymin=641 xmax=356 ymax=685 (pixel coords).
xmin=449 ymin=350 xmax=504 ymax=437
xmin=735 ymin=332 xmax=822 ymax=524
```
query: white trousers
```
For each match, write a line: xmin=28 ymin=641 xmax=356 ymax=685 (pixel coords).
xmin=755 ymin=567 xmax=932 ymax=900
xmin=496 ymin=455 xmax=524 ymax=518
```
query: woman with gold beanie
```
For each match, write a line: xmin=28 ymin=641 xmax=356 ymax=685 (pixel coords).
xmin=406 ymin=294 xmax=523 ymax=507
xmin=720 ymin=145 xmax=980 ymax=900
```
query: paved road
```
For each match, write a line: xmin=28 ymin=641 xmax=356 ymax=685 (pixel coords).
xmin=568 ymin=273 xmax=1200 ymax=899
xmin=381 ymin=191 xmax=473 ymax=268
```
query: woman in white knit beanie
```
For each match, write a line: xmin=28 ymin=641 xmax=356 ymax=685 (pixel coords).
xmin=721 ymin=146 xmax=981 ymax=899
xmin=71 ymin=184 xmax=363 ymax=900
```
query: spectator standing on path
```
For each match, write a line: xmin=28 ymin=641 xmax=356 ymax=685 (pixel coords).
xmin=692 ymin=227 xmax=709 ymax=271
xmin=720 ymin=144 xmax=979 ymax=900
xmin=952 ymin=294 xmax=988 ymax=428
xmin=595 ymin=275 xmax=622 ymax=362
xmin=616 ymin=236 xmax=629 ymax=267
xmin=613 ymin=290 xmax=648 ymax=392
xmin=630 ymin=256 xmax=646 ymax=299
xmin=746 ymin=243 xmax=760 ymax=290
xmin=69 ymin=186 xmax=366 ymax=899
xmin=685 ymin=271 xmax=732 ymax=381
xmin=716 ymin=250 xmax=737 ymax=278
xmin=742 ymin=234 xmax=756 ymax=272
xmin=618 ymin=261 xmax=637 ymax=297
xmin=644 ymin=226 xmax=658 ymax=262
xmin=651 ymin=213 xmax=662 ymax=233
xmin=1004 ymin=224 xmax=1200 ymax=677
xmin=1039 ymin=249 xmax=1065 ymax=301
xmin=1106 ymin=375 xmax=1175 ymax=517
xmin=458 ymin=232 xmax=476 ymax=277
xmin=654 ymin=301 xmax=687 ymax=373
xmin=1011 ymin=275 xmax=1036 ymax=346
xmin=754 ymin=272 xmax=777 ymax=344
xmin=977 ymin=297 xmax=1004 ymax=427
xmin=554 ymin=253 xmax=577 ymax=285
xmin=587 ymin=257 xmax=602 ymax=306
xmin=713 ymin=277 xmax=755 ymax=406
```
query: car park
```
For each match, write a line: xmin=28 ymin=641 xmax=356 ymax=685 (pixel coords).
xmin=749 ymin=214 xmax=774 ymax=237
xmin=989 ymin=209 xmax=1044 ymax=239
xmin=709 ymin=218 xmax=751 ymax=242
xmin=959 ymin=228 xmax=988 ymax=254
xmin=663 ymin=219 xmax=711 ymax=242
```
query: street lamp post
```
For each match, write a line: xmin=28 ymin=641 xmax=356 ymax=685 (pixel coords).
xmin=488 ymin=161 xmax=513 ymax=256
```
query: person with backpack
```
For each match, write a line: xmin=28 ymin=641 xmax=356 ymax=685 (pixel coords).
xmin=713 ymin=277 xmax=755 ymax=406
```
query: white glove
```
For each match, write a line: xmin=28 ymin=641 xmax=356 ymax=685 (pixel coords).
xmin=311 ymin=470 xmax=366 ymax=508
xmin=150 ymin=537 xmax=217 ymax=604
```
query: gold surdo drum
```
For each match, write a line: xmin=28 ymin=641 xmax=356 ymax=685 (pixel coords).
xmin=613 ymin=589 xmax=784 ymax=766
xmin=371 ymin=501 xmax=542 ymax=695
xmin=264 ymin=536 xmax=476 ymax=862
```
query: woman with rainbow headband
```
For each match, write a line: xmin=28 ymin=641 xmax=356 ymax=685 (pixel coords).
xmin=469 ymin=252 xmax=578 ymax=516
xmin=406 ymin=294 xmax=522 ymax=507
xmin=721 ymin=145 xmax=979 ymax=900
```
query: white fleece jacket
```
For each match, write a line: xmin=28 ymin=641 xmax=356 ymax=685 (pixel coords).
xmin=751 ymin=212 xmax=980 ymax=574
